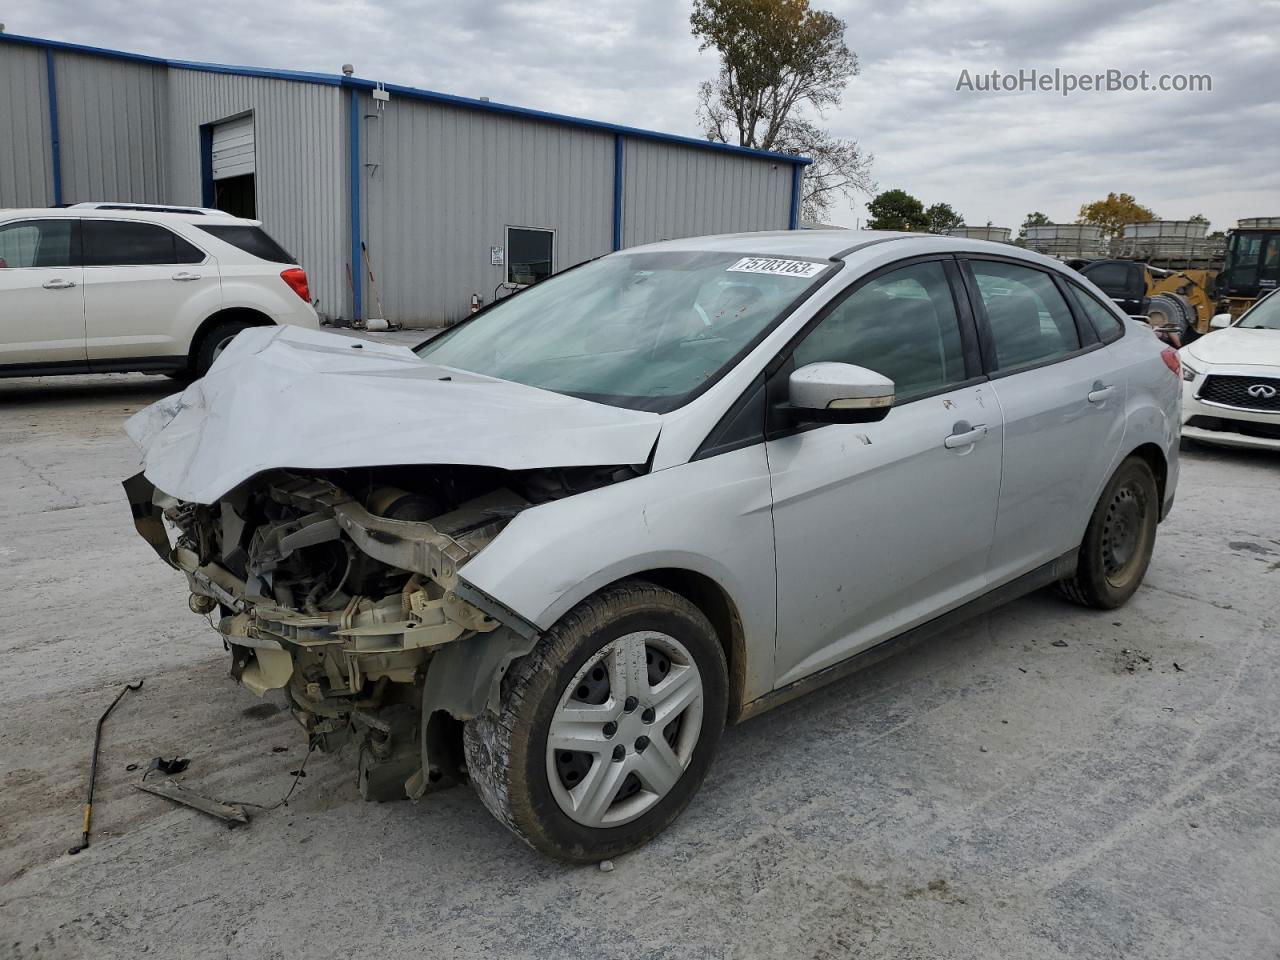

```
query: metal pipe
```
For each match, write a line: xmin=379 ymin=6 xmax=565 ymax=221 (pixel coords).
xmin=69 ymin=679 xmax=144 ymax=854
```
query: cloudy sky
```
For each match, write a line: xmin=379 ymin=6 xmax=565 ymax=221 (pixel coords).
xmin=12 ymin=0 xmax=1278 ymax=232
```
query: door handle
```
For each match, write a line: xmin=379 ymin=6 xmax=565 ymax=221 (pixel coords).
xmin=171 ymin=272 xmax=201 ymax=282
xmin=1087 ymin=383 xmax=1115 ymax=404
xmin=42 ymin=278 xmax=77 ymax=290
xmin=944 ymin=423 xmax=987 ymax=449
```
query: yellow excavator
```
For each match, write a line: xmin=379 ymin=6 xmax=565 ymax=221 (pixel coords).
xmin=1216 ymin=217 xmax=1280 ymax=319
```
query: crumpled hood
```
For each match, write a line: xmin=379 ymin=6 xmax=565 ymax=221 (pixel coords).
xmin=1185 ymin=327 xmax=1280 ymax=368
xmin=126 ymin=325 xmax=662 ymax=504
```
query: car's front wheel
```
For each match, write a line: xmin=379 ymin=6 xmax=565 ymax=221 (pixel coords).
xmin=1058 ymin=456 xmax=1160 ymax=609
xmin=463 ymin=580 xmax=727 ymax=863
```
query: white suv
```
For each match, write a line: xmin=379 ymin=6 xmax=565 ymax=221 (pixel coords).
xmin=0 ymin=203 xmax=319 ymax=380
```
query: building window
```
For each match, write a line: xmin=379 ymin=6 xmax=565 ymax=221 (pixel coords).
xmin=507 ymin=227 xmax=554 ymax=286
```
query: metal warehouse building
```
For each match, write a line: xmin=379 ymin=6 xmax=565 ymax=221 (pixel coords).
xmin=0 ymin=33 xmax=810 ymax=327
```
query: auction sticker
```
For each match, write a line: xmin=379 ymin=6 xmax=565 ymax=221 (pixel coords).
xmin=727 ymin=257 xmax=825 ymax=278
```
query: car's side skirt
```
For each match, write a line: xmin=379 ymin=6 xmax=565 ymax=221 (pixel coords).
xmin=735 ymin=548 xmax=1079 ymax=723
xmin=0 ymin=356 xmax=186 ymax=378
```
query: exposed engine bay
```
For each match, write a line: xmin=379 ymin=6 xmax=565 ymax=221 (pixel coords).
xmin=124 ymin=462 xmax=640 ymax=801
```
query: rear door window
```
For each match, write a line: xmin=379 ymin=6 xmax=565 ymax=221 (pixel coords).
xmin=195 ymin=224 xmax=295 ymax=263
xmin=83 ymin=221 xmax=205 ymax=266
xmin=968 ymin=260 xmax=1082 ymax=371
xmin=0 ymin=219 xmax=76 ymax=268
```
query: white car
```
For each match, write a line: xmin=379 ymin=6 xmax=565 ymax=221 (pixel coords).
xmin=1179 ymin=289 xmax=1280 ymax=450
xmin=0 ymin=203 xmax=319 ymax=379
xmin=125 ymin=231 xmax=1181 ymax=862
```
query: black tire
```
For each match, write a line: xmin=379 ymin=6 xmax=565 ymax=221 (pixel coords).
xmin=1148 ymin=294 xmax=1197 ymax=345
xmin=1058 ymin=456 xmax=1159 ymax=609
xmin=193 ymin=319 xmax=255 ymax=377
xmin=463 ymin=580 xmax=728 ymax=863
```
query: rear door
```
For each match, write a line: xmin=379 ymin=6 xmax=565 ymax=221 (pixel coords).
xmin=82 ymin=219 xmax=219 ymax=363
xmin=961 ymin=257 xmax=1127 ymax=584
xmin=766 ymin=257 xmax=1003 ymax=687
xmin=0 ymin=218 xmax=86 ymax=369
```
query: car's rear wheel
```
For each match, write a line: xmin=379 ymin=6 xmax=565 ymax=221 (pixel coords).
xmin=1058 ymin=456 xmax=1159 ymax=609
xmin=193 ymin=319 xmax=256 ymax=377
xmin=463 ymin=580 xmax=727 ymax=863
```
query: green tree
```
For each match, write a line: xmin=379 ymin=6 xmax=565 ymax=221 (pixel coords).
xmin=1189 ymin=213 xmax=1210 ymax=225
xmin=691 ymin=0 xmax=874 ymax=221
xmin=865 ymin=189 xmax=928 ymax=231
xmin=925 ymin=202 xmax=964 ymax=235
xmin=1077 ymin=192 xmax=1156 ymax=241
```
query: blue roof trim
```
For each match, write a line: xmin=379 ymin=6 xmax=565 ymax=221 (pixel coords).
xmin=1 ymin=32 xmax=812 ymax=167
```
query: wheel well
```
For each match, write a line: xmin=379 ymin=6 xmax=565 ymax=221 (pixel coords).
xmin=629 ymin=568 xmax=748 ymax=724
xmin=188 ymin=307 xmax=274 ymax=367
xmin=1128 ymin=442 xmax=1168 ymax=514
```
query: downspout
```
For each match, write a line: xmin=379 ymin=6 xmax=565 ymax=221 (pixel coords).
xmin=45 ymin=48 xmax=63 ymax=206
xmin=612 ymin=134 xmax=624 ymax=251
xmin=347 ymin=85 xmax=363 ymax=323
xmin=788 ymin=163 xmax=803 ymax=231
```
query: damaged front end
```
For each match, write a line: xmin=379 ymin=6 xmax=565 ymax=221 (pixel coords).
xmin=124 ymin=463 xmax=634 ymax=801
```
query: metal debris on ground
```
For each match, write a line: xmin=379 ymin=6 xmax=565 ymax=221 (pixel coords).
xmin=69 ymin=679 xmax=145 ymax=855
xmin=1051 ymin=639 xmax=1069 ymax=647
xmin=136 ymin=780 xmax=249 ymax=825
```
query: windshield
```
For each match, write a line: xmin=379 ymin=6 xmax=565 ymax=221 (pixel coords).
xmin=415 ymin=250 xmax=830 ymax=411
xmin=1238 ymin=290 xmax=1280 ymax=330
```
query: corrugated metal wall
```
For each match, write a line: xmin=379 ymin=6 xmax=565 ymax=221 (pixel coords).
xmin=359 ymin=95 xmax=614 ymax=325
xmin=621 ymin=137 xmax=793 ymax=248
xmin=0 ymin=45 xmax=54 ymax=207
xmin=166 ymin=70 xmax=346 ymax=320
xmin=53 ymin=52 xmax=167 ymax=203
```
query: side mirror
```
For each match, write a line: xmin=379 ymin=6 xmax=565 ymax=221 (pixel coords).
xmin=788 ymin=362 xmax=894 ymax=424
xmin=1209 ymin=313 xmax=1232 ymax=329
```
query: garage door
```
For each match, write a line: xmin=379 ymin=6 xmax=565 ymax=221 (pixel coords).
xmin=211 ymin=115 xmax=255 ymax=180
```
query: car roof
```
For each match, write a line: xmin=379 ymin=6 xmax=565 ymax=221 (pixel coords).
xmin=625 ymin=229 xmax=1076 ymax=272
xmin=0 ymin=206 xmax=262 ymax=227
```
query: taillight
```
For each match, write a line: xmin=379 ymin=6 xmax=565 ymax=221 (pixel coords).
xmin=281 ymin=268 xmax=310 ymax=303
xmin=1161 ymin=348 xmax=1180 ymax=377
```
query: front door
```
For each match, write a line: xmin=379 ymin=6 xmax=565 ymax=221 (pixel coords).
xmin=0 ymin=218 xmax=86 ymax=369
xmin=962 ymin=257 xmax=1127 ymax=584
xmin=767 ymin=258 xmax=1003 ymax=688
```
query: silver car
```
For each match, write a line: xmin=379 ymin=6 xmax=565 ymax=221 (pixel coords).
xmin=125 ymin=230 xmax=1181 ymax=862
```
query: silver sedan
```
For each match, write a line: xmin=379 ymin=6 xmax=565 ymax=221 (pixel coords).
xmin=126 ymin=230 xmax=1182 ymax=862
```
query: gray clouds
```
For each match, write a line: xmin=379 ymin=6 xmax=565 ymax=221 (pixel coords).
xmin=13 ymin=0 xmax=1278 ymax=231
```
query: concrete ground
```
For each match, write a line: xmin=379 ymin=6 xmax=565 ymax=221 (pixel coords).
xmin=1 ymin=337 xmax=1278 ymax=959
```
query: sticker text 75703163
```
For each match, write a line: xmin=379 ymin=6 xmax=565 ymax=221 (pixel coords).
xmin=727 ymin=257 xmax=826 ymax=279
